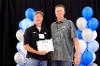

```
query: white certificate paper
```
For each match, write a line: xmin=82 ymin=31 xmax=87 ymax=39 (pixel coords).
xmin=36 ymin=39 xmax=54 ymax=52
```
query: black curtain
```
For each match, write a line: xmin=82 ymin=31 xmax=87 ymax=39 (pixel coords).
xmin=0 ymin=0 xmax=100 ymax=66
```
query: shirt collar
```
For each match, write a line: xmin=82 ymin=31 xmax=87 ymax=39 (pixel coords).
xmin=55 ymin=18 xmax=66 ymax=24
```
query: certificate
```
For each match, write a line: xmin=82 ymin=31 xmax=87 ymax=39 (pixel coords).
xmin=36 ymin=39 xmax=54 ymax=52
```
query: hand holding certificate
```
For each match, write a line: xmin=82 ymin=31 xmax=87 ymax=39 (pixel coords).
xmin=37 ymin=39 xmax=54 ymax=52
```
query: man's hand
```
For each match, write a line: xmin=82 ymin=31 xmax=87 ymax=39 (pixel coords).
xmin=24 ymin=44 xmax=48 ymax=55
xmin=36 ymin=50 xmax=48 ymax=55
xmin=73 ymin=38 xmax=80 ymax=66
xmin=74 ymin=52 xmax=81 ymax=66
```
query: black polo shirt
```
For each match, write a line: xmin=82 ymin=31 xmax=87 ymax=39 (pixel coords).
xmin=24 ymin=24 xmax=51 ymax=60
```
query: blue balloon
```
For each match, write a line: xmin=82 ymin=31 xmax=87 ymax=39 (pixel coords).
xmin=16 ymin=42 xmax=20 ymax=51
xmin=88 ymin=18 xmax=99 ymax=31
xmin=22 ymin=63 xmax=26 ymax=66
xmin=16 ymin=64 xmax=21 ymax=66
xmin=81 ymin=51 xmax=93 ymax=65
xmin=76 ymin=29 xmax=82 ymax=39
xmin=19 ymin=21 xmax=23 ymax=29
xmin=25 ymin=8 xmax=35 ymax=21
xmin=78 ymin=64 xmax=86 ymax=66
xmin=82 ymin=6 xmax=93 ymax=20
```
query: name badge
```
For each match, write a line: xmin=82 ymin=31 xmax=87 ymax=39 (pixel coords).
xmin=39 ymin=34 xmax=45 ymax=39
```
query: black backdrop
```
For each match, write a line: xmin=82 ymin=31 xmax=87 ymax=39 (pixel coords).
xmin=0 ymin=0 xmax=100 ymax=66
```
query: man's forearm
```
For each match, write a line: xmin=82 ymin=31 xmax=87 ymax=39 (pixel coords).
xmin=24 ymin=44 xmax=38 ymax=54
xmin=73 ymin=37 xmax=80 ymax=54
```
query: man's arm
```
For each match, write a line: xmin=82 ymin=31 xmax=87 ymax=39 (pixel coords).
xmin=24 ymin=44 xmax=48 ymax=55
xmin=73 ymin=37 xmax=80 ymax=66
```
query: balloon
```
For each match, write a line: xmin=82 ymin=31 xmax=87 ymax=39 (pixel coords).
xmin=19 ymin=21 xmax=23 ymax=29
xmin=25 ymin=8 xmax=35 ymax=21
xmin=16 ymin=29 xmax=24 ymax=41
xmin=81 ymin=51 xmax=93 ymax=65
xmin=82 ymin=6 xmax=93 ymax=20
xmin=82 ymin=29 xmax=93 ymax=42
xmin=87 ymin=40 xmax=99 ymax=53
xmin=20 ymin=41 xmax=27 ymax=55
xmin=76 ymin=29 xmax=82 ymax=39
xmin=88 ymin=63 xmax=98 ymax=66
xmin=16 ymin=42 xmax=21 ymax=51
xmin=92 ymin=31 xmax=97 ymax=41
xmin=16 ymin=63 xmax=26 ymax=66
xmin=78 ymin=64 xmax=86 ymax=66
xmin=16 ymin=41 xmax=27 ymax=55
xmin=88 ymin=18 xmax=99 ymax=31
xmin=20 ymin=18 xmax=34 ymax=31
xmin=16 ymin=64 xmax=21 ymax=66
xmin=14 ymin=52 xmax=26 ymax=65
xmin=79 ymin=40 xmax=87 ymax=54
xmin=76 ymin=17 xmax=87 ymax=31
xmin=90 ymin=53 xmax=96 ymax=64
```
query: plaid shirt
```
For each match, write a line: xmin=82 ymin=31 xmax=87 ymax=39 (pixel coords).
xmin=50 ymin=18 xmax=77 ymax=61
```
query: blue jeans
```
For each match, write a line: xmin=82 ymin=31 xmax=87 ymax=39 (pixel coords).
xmin=25 ymin=58 xmax=47 ymax=66
xmin=51 ymin=61 xmax=72 ymax=66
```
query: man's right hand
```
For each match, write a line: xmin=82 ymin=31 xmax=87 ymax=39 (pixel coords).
xmin=24 ymin=44 xmax=48 ymax=55
xmin=36 ymin=50 xmax=48 ymax=55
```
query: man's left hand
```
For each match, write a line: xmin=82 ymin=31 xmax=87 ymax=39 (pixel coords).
xmin=74 ymin=52 xmax=81 ymax=66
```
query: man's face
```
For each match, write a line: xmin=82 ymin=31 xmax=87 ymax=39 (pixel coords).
xmin=55 ymin=7 xmax=65 ymax=18
xmin=34 ymin=13 xmax=43 ymax=24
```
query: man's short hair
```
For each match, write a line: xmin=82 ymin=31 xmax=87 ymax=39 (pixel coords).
xmin=55 ymin=4 xmax=65 ymax=9
xmin=34 ymin=11 xmax=44 ymax=16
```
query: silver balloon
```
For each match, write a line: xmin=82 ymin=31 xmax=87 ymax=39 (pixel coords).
xmin=76 ymin=17 xmax=87 ymax=31
xmin=88 ymin=63 xmax=98 ymax=66
xmin=16 ymin=29 xmax=24 ymax=41
xmin=82 ymin=28 xmax=93 ymax=42
xmin=14 ymin=51 xmax=26 ymax=65
xmin=92 ymin=31 xmax=97 ymax=41
xmin=87 ymin=40 xmax=99 ymax=53
xmin=79 ymin=39 xmax=87 ymax=54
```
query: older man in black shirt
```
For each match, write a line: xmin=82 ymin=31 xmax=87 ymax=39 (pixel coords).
xmin=24 ymin=11 xmax=51 ymax=66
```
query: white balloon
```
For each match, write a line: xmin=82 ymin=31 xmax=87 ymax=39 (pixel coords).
xmin=88 ymin=63 xmax=98 ymax=66
xmin=92 ymin=31 xmax=97 ymax=41
xmin=79 ymin=39 xmax=87 ymax=54
xmin=16 ymin=29 xmax=24 ymax=41
xmin=14 ymin=52 xmax=26 ymax=65
xmin=82 ymin=28 xmax=93 ymax=42
xmin=76 ymin=17 xmax=87 ymax=31
xmin=87 ymin=40 xmax=99 ymax=53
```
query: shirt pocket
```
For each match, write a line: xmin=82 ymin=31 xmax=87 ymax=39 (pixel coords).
xmin=61 ymin=26 xmax=70 ymax=38
xmin=32 ymin=32 xmax=39 ymax=40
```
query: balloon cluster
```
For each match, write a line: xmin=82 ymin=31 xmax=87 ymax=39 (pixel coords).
xmin=14 ymin=8 xmax=35 ymax=66
xmin=76 ymin=6 xmax=99 ymax=66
